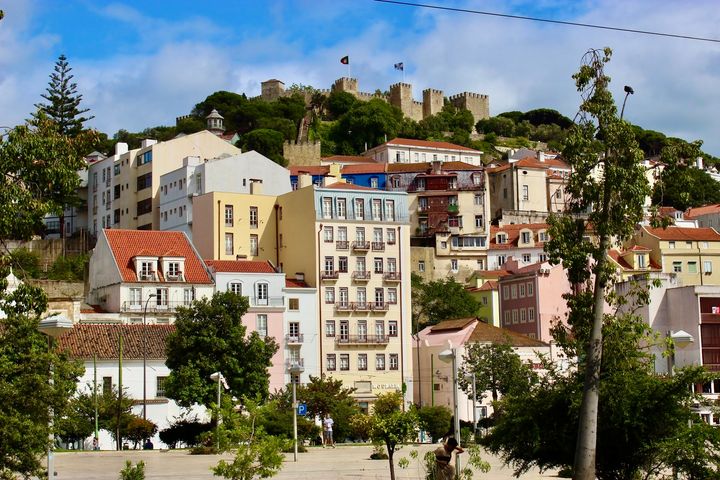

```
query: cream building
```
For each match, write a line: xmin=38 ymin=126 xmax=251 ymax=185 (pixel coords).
xmin=364 ymin=138 xmax=483 ymax=166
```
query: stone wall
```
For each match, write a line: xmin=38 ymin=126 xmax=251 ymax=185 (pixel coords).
xmin=284 ymin=141 xmax=321 ymax=166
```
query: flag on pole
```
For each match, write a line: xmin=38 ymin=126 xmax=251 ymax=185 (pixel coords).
xmin=340 ymin=56 xmax=349 ymax=65
xmin=394 ymin=62 xmax=404 ymax=71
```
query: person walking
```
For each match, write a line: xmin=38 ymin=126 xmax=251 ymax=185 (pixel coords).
xmin=433 ymin=437 xmax=464 ymax=480
xmin=322 ymin=414 xmax=335 ymax=448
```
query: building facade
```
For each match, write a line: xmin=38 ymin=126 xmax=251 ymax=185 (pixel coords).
xmin=364 ymin=138 xmax=483 ymax=166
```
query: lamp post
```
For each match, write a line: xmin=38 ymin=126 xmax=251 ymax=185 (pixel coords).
xmin=210 ymin=372 xmax=226 ymax=452
xmin=668 ymin=330 xmax=695 ymax=376
xmin=289 ymin=363 xmax=305 ymax=462
xmin=620 ymin=85 xmax=634 ymax=120
xmin=38 ymin=314 xmax=74 ymax=480
xmin=142 ymin=293 xmax=156 ymax=424
xmin=439 ymin=348 xmax=461 ymax=474
xmin=465 ymin=372 xmax=477 ymax=438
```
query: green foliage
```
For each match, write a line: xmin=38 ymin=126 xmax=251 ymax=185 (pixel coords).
xmin=0 ymin=281 xmax=83 ymax=479
xmin=348 ymin=413 xmax=373 ymax=442
xmin=6 ymin=248 xmax=41 ymax=279
xmin=165 ymin=292 xmax=278 ymax=408
xmin=298 ymin=374 xmax=357 ymax=419
xmin=476 ymin=116 xmax=515 ymax=137
xmin=652 ymin=155 xmax=720 ymax=210
xmin=0 ymin=116 xmax=97 ymax=241
xmin=411 ymin=273 xmax=480 ymax=330
xmin=256 ymin=391 xmax=318 ymax=443
xmin=368 ymin=391 xmax=418 ymax=480
xmin=159 ymin=415 xmax=212 ymax=448
xmin=460 ymin=341 xmax=537 ymax=402
xmin=32 ymin=54 xmax=94 ymax=136
xmin=325 ymin=91 xmax=358 ymax=120
xmin=125 ymin=417 xmax=158 ymax=449
xmin=415 ymin=405 xmax=452 ymax=442
xmin=47 ymin=253 xmax=88 ymax=281
xmin=330 ymin=98 xmax=404 ymax=154
xmin=55 ymin=394 xmax=94 ymax=447
xmin=119 ymin=460 xmax=145 ymax=480
xmin=522 ymin=108 xmax=572 ymax=129
xmin=241 ymin=129 xmax=287 ymax=166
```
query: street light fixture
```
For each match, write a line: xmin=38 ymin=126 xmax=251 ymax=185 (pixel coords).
xmin=439 ymin=348 xmax=461 ymax=474
xmin=38 ymin=314 xmax=74 ymax=479
xmin=142 ymin=293 xmax=156 ymax=424
xmin=288 ymin=363 xmax=305 ymax=462
xmin=668 ymin=330 xmax=695 ymax=375
xmin=620 ymin=85 xmax=634 ymax=120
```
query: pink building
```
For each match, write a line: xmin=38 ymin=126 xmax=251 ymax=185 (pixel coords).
xmin=497 ymin=259 xmax=571 ymax=342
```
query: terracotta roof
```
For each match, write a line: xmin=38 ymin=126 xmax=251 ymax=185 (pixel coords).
xmin=628 ymin=245 xmax=652 ymax=252
xmin=513 ymin=155 xmax=570 ymax=170
xmin=382 ymin=138 xmax=481 ymax=153
xmin=285 ymin=278 xmax=310 ymax=288
xmin=685 ymin=204 xmax=720 ymax=219
xmin=473 ymin=270 xmax=511 ymax=279
xmin=489 ymin=223 xmax=550 ymax=250
xmin=468 ymin=321 xmax=548 ymax=347
xmin=323 ymin=182 xmax=377 ymax=191
xmin=386 ymin=161 xmax=482 ymax=174
xmin=289 ymin=166 xmax=329 ymax=175
xmin=205 ymin=260 xmax=276 ymax=274
xmin=103 ymin=229 xmax=212 ymax=284
xmin=341 ymin=164 xmax=387 ymax=174
xmin=477 ymin=280 xmax=498 ymax=291
xmin=81 ymin=304 xmax=107 ymax=314
xmin=608 ymin=249 xmax=662 ymax=271
xmin=430 ymin=317 xmax=478 ymax=332
xmin=57 ymin=324 xmax=175 ymax=360
xmin=323 ymin=155 xmax=376 ymax=163
xmin=642 ymin=226 xmax=720 ymax=242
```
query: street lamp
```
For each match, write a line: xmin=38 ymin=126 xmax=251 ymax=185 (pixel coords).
xmin=439 ymin=348 xmax=461 ymax=474
xmin=210 ymin=372 xmax=227 ymax=452
xmin=142 ymin=293 xmax=156 ymax=424
xmin=288 ymin=363 xmax=305 ymax=462
xmin=38 ymin=314 xmax=74 ymax=479
xmin=620 ymin=85 xmax=634 ymax=120
xmin=668 ymin=330 xmax=695 ymax=375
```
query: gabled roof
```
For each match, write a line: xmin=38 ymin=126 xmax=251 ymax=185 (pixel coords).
xmin=58 ymin=324 xmax=175 ymax=360
xmin=382 ymin=137 xmax=481 ymax=153
xmin=429 ymin=317 xmax=478 ymax=332
xmin=205 ymin=260 xmax=276 ymax=274
xmin=289 ymin=165 xmax=329 ymax=176
xmin=642 ymin=225 xmax=720 ymax=242
xmin=467 ymin=321 xmax=548 ymax=347
xmin=608 ymin=249 xmax=662 ymax=271
xmin=477 ymin=280 xmax=498 ymax=291
xmin=686 ymin=204 xmax=720 ymax=219
xmin=489 ymin=223 xmax=550 ymax=250
xmin=513 ymin=155 xmax=570 ymax=170
xmin=103 ymin=229 xmax=212 ymax=284
xmin=386 ymin=161 xmax=482 ymax=174
xmin=340 ymin=163 xmax=387 ymax=174
xmin=286 ymin=278 xmax=310 ymax=288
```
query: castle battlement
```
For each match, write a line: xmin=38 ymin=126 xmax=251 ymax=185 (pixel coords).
xmin=390 ymin=82 xmax=413 ymax=90
xmin=449 ymin=92 xmax=489 ymax=100
xmin=423 ymin=88 xmax=443 ymax=95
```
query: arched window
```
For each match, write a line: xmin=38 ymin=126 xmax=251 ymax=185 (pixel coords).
xmin=228 ymin=282 xmax=242 ymax=296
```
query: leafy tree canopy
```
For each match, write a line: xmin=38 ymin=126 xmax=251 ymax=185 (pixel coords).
xmin=325 ymin=91 xmax=359 ymax=120
xmin=652 ymin=159 xmax=720 ymax=211
xmin=460 ymin=341 xmax=537 ymax=403
xmin=411 ymin=273 xmax=480 ymax=330
xmin=330 ymin=98 xmax=404 ymax=154
xmin=241 ymin=128 xmax=287 ymax=166
xmin=298 ymin=374 xmax=357 ymax=419
xmin=368 ymin=391 xmax=418 ymax=480
xmin=164 ymin=292 xmax=278 ymax=408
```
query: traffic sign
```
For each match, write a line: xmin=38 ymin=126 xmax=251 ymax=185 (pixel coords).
xmin=297 ymin=403 xmax=307 ymax=416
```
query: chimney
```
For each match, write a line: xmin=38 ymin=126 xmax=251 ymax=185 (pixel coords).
xmin=329 ymin=163 xmax=342 ymax=179
xmin=538 ymin=151 xmax=546 ymax=162
xmin=250 ymin=179 xmax=263 ymax=195
xmin=295 ymin=272 xmax=305 ymax=282
xmin=299 ymin=173 xmax=313 ymax=188
xmin=431 ymin=160 xmax=442 ymax=174
xmin=115 ymin=142 xmax=128 ymax=156
xmin=696 ymin=157 xmax=704 ymax=169
xmin=140 ymin=139 xmax=157 ymax=149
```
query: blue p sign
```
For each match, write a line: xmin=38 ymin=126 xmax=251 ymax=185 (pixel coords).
xmin=297 ymin=403 xmax=307 ymax=416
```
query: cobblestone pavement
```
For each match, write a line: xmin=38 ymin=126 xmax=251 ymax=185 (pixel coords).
xmin=53 ymin=444 xmax=561 ymax=479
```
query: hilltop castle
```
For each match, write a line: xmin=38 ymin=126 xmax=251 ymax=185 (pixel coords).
xmin=260 ymin=77 xmax=490 ymax=125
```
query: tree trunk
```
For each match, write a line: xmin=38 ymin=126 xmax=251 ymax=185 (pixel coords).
xmin=388 ymin=447 xmax=396 ymax=480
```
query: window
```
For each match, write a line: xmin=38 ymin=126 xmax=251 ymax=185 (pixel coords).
xmin=673 ymin=261 xmax=682 ymax=273
xmin=136 ymin=173 xmax=152 ymax=191
xmin=522 ymin=185 xmax=529 ymax=201
xmin=356 ymin=227 xmax=365 ymax=242
xmin=475 ymin=215 xmax=484 ymax=228
xmin=322 ymin=197 xmax=332 ymax=218
xmin=497 ymin=255 xmax=506 ymax=266
xmin=389 ymin=320 xmax=398 ymax=336
xmin=527 ymin=282 xmax=534 ymax=296
xmin=375 ymin=288 xmax=384 ymax=308
xmin=482 ymin=296 xmax=488 ymax=305
xmin=138 ymin=150 xmax=152 ymax=165
xmin=356 ymin=257 xmax=366 ymax=273
xmin=372 ymin=199 xmax=382 ymax=220
xmin=155 ymin=288 xmax=168 ymax=306
xmin=528 ymin=307 xmax=536 ymax=322
xmin=522 ymin=253 xmax=531 ymax=263
xmin=451 ymin=259 xmax=458 ymax=272
xmin=357 ymin=288 xmax=367 ymax=306
xmin=637 ymin=255 xmax=646 ymax=268
xmin=448 ymin=216 xmax=461 ymax=228
xmin=354 ymin=198 xmax=365 ymax=219
xmin=370 ymin=177 xmax=379 ymax=188
xmin=418 ymin=260 xmax=425 ymax=272
xmin=327 ymin=354 xmax=337 ymax=371
xmin=156 ymin=376 xmax=168 ymax=397
xmin=669 ymin=241 xmax=676 ymax=249
xmin=129 ymin=288 xmax=142 ymax=307
xmin=538 ymin=231 xmax=548 ymax=242
xmin=497 ymin=233 xmax=507 ymax=244
xmin=339 ymin=287 xmax=349 ymax=307
xmin=511 ymin=284 xmax=517 ymax=299
xmin=324 ymin=226 xmax=334 ymax=242
xmin=503 ymin=285 xmax=510 ymax=299
xmin=340 ymin=354 xmax=350 ymax=371
xmin=249 ymin=206 xmax=258 ymax=228
xmin=324 ymin=256 xmax=335 ymax=273
xmin=389 ymin=354 xmax=399 ymax=370
xmin=103 ymin=376 xmax=112 ymax=396
xmin=183 ymin=288 xmax=194 ymax=305
xmin=374 ymin=258 xmax=384 ymax=273
xmin=704 ymin=260 xmax=713 ymax=273
xmin=689 ymin=261 xmax=698 ymax=274
xmin=539 ymin=253 xmax=548 ymax=262
xmin=384 ymin=200 xmax=395 ymax=221
xmin=167 ymin=262 xmax=181 ymax=277
xmin=225 ymin=233 xmax=234 ymax=255
xmin=512 ymin=309 xmax=518 ymax=324
xmin=337 ymin=227 xmax=348 ymax=242
xmin=504 ymin=311 xmax=511 ymax=325
xmin=358 ymin=354 xmax=368 ymax=371
xmin=255 ymin=314 xmax=268 ymax=337
xmin=256 ymin=283 xmax=269 ymax=305
xmin=686 ymin=241 xmax=693 ymax=248
xmin=387 ymin=258 xmax=397 ymax=273
xmin=325 ymin=287 xmax=335 ymax=304
xmin=520 ymin=309 xmax=527 ymax=323
xmin=555 ymin=188 xmax=562 ymax=199
xmin=521 ymin=231 xmax=531 ymax=244
xmin=376 ymin=354 xmax=386 ymax=370
xmin=225 ymin=205 xmax=233 ymax=227
xmin=519 ymin=284 xmax=525 ymax=297
xmin=387 ymin=288 xmax=397 ymax=304
xmin=326 ymin=320 xmax=336 ymax=337
xmin=288 ymin=298 xmax=299 ymax=311
xmin=250 ymin=235 xmax=258 ymax=256
xmin=338 ymin=256 xmax=348 ymax=273
xmin=136 ymin=198 xmax=152 ymax=216
xmin=228 ymin=282 xmax=243 ymax=296
xmin=336 ymin=198 xmax=346 ymax=219
xmin=474 ymin=193 xmax=483 ymax=205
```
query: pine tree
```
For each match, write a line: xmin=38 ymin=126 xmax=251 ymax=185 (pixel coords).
xmin=33 ymin=54 xmax=94 ymax=136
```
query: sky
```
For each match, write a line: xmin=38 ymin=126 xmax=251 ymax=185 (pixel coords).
xmin=2 ymin=0 xmax=720 ymax=155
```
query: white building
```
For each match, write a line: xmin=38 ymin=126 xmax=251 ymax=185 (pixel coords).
xmin=87 ymin=143 xmax=132 ymax=236
xmin=363 ymin=138 xmax=483 ymax=166
xmin=159 ymin=150 xmax=292 ymax=237
xmin=283 ymin=274 xmax=319 ymax=385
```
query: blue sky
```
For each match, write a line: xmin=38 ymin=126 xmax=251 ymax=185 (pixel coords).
xmin=2 ymin=0 xmax=720 ymax=156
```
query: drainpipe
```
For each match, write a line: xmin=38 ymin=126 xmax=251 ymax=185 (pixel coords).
xmin=317 ymin=223 xmax=324 ymax=376
xmin=397 ymin=226 xmax=406 ymax=410
xmin=274 ymin=204 xmax=280 ymax=267
xmin=217 ymin=200 xmax=221 ymax=259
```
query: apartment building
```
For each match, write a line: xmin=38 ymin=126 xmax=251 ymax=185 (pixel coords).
xmin=364 ymin=138 xmax=483 ymax=166
xmin=276 ymin=179 xmax=413 ymax=409
xmin=487 ymin=223 xmax=550 ymax=271
xmin=283 ymin=275 xmax=319 ymax=385
xmin=686 ymin=204 xmax=720 ymax=230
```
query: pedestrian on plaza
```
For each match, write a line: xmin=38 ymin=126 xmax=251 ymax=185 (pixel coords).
xmin=433 ymin=437 xmax=464 ymax=480
xmin=322 ymin=413 xmax=335 ymax=448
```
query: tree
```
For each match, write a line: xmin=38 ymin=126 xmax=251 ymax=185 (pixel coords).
xmin=460 ymin=341 xmax=537 ymax=403
xmin=411 ymin=274 xmax=480 ymax=331
xmin=164 ymin=292 xmax=278 ymax=408
xmin=652 ymin=160 xmax=720 ymax=210
xmin=298 ymin=374 xmax=358 ymax=441
xmin=125 ymin=418 xmax=158 ymax=449
xmin=33 ymin=54 xmax=94 ymax=136
xmin=368 ymin=391 xmax=418 ymax=480
xmin=415 ymin=405 xmax=452 ymax=442
xmin=475 ymin=116 xmax=516 ymax=137
xmin=331 ymin=99 xmax=403 ymax=154
xmin=241 ymin=128 xmax=286 ymax=166
xmin=325 ymin=91 xmax=358 ymax=120
xmin=521 ymin=108 xmax=573 ymax=129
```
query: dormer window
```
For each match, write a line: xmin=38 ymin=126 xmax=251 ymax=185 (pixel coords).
xmin=496 ymin=233 xmax=508 ymax=244
xmin=520 ymin=231 xmax=531 ymax=244
xmin=538 ymin=230 xmax=548 ymax=242
xmin=166 ymin=262 xmax=183 ymax=280
xmin=637 ymin=254 xmax=646 ymax=269
xmin=139 ymin=261 xmax=155 ymax=281
xmin=161 ymin=257 xmax=185 ymax=281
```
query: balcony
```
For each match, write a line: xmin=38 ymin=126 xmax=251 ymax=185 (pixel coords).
xmin=285 ymin=358 xmax=305 ymax=369
xmin=249 ymin=296 xmax=284 ymax=307
xmin=418 ymin=204 xmax=429 ymax=213
xmin=335 ymin=334 xmax=389 ymax=345
xmin=371 ymin=242 xmax=385 ymax=252
xmin=138 ymin=273 xmax=157 ymax=281
xmin=336 ymin=240 xmax=349 ymax=250
xmin=352 ymin=302 xmax=372 ymax=311
xmin=447 ymin=204 xmax=459 ymax=214
xmin=165 ymin=272 xmax=184 ymax=282
xmin=352 ymin=271 xmax=371 ymax=281
xmin=352 ymin=241 xmax=370 ymax=251
xmin=285 ymin=334 xmax=304 ymax=344
xmin=371 ymin=302 xmax=389 ymax=312
xmin=121 ymin=300 xmax=192 ymax=313
xmin=321 ymin=270 xmax=339 ymax=281
xmin=335 ymin=302 xmax=352 ymax=312
xmin=383 ymin=272 xmax=401 ymax=282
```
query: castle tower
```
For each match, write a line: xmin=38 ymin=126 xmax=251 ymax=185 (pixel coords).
xmin=261 ymin=79 xmax=286 ymax=101
xmin=331 ymin=77 xmax=359 ymax=97
xmin=449 ymin=92 xmax=490 ymax=126
xmin=205 ymin=109 xmax=225 ymax=136
xmin=422 ymin=88 xmax=444 ymax=119
xmin=389 ymin=83 xmax=415 ymax=120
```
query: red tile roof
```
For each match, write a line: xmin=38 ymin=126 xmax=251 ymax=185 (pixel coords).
xmin=685 ymin=204 xmax=720 ymax=219
xmin=386 ymin=161 xmax=482 ymax=173
xmin=513 ymin=155 xmax=570 ymax=170
xmin=467 ymin=321 xmax=548 ymax=347
xmin=383 ymin=138 xmax=481 ymax=152
xmin=324 ymin=182 xmax=377 ymax=191
xmin=286 ymin=278 xmax=310 ymax=288
xmin=323 ymin=155 xmax=377 ymax=163
xmin=289 ymin=166 xmax=329 ymax=175
xmin=642 ymin=226 xmax=720 ymax=241
xmin=608 ymin=249 xmax=662 ymax=271
xmin=58 ymin=324 xmax=175 ymax=360
xmin=205 ymin=260 xmax=276 ymax=273
xmin=489 ymin=223 xmax=550 ymax=250
xmin=477 ymin=280 xmax=498 ymax=291
xmin=103 ymin=229 xmax=212 ymax=284
xmin=341 ymin=164 xmax=387 ymax=174
xmin=430 ymin=317 xmax=478 ymax=332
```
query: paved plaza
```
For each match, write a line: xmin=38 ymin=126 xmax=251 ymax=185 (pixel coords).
xmin=53 ymin=444 xmax=561 ymax=479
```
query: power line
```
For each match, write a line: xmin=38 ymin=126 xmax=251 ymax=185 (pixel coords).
xmin=373 ymin=0 xmax=720 ymax=44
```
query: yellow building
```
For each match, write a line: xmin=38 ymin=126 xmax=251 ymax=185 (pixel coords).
xmin=276 ymin=179 xmax=413 ymax=409
xmin=632 ymin=226 xmax=720 ymax=286
xmin=608 ymin=246 xmax=662 ymax=281
xmin=112 ymin=131 xmax=240 ymax=231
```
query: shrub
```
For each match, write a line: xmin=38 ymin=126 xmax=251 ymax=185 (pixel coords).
xmin=119 ymin=460 xmax=145 ymax=480
xmin=415 ymin=405 xmax=452 ymax=442
xmin=8 ymin=248 xmax=41 ymax=279
xmin=47 ymin=253 xmax=88 ymax=281
xmin=369 ymin=444 xmax=388 ymax=460
xmin=159 ymin=417 xmax=212 ymax=449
